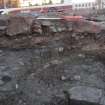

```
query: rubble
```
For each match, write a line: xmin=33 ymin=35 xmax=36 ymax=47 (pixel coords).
xmin=0 ymin=15 xmax=104 ymax=49
xmin=100 ymin=96 xmax=105 ymax=105
xmin=0 ymin=14 xmax=104 ymax=105
xmin=69 ymin=86 xmax=102 ymax=103
xmin=6 ymin=16 xmax=33 ymax=36
xmin=0 ymin=17 xmax=8 ymax=36
xmin=61 ymin=76 xmax=67 ymax=81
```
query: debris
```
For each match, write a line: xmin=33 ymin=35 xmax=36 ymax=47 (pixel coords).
xmin=0 ymin=13 xmax=104 ymax=105
xmin=0 ymin=80 xmax=4 ymax=85
xmin=37 ymin=90 xmax=42 ymax=95
xmin=78 ymin=54 xmax=85 ymax=58
xmin=19 ymin=61 xmax=25 ymax=66
xmin=0 ymin=50 xmax=3 ymax=53
xmin=69 ymin=86 xmax=102 ymax=103
xmin=1 ymin=76 xmax=12 ymax=83
xmin=43 ymin=63 xmax=50 ymax=69
xmin=73 ymin=75 xmax=81 ymax=81
xmin=51 ymin=60 xmax=62 ymax=65
xmin=58 ymin=47 xmax=64 ymax=52
xmin=61 ymin=76 xmax=67 ymax=81
xmin=16 ymin=84 xmax=19 ymax=89
xmin=6 ymin=16 xmax=33 ymax=36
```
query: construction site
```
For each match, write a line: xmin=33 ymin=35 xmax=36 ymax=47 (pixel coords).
xmin=0 ymin=1 xmax=105 ymax=105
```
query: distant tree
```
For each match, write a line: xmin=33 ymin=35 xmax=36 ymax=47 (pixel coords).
xmin=42 ymin=3 xmax=48 ymax=5
xmin=42 ymin=2 xmax=45 ymax=5
xmin=34 ymin=4 xmax=39 ymax=6
xmin=29 ymin=2 xmax=32 ymax=6
xmin=42 ymin=0 xmax=48 ymax=5
xmin=44 ymin=0 xmax=47 ymax=4
xmin=61 ymin=0 xmax=64 ymax=3
xmin=48 ymin=0 xmax=53 ymax=4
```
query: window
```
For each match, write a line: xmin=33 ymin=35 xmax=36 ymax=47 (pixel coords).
xmin=75 ymin=4 xmax=78 ymax=7
xmin=88 ymin=3 xmax=91 ymax=7
xmin=79 ymin=4 xmax=81 ymax=7
xmin=85 ymin=3 xmax=87 ymax=7
xmin=92 ymin=3 xmax=95 ymax=7
xmin=82 ymin=4 xmax=84 ymax=7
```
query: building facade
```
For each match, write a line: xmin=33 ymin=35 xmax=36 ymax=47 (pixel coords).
xmin=71 ymin=0 xmax=105 ymax=10
xmin=0 ymin=0 xmax=19 ymax=8
xmin=73 ymin=2 xmax=97 ymax=10
xmin=0 ymin=0 xmax=4 ymax=8
xmin=102 ymin=0 xmax=105 ymax=8
xmin=68 ymin=0 xmax=97 ymax=10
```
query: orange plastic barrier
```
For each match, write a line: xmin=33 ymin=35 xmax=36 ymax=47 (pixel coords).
xmin=62 ymin=16 xmax=84 ymax=21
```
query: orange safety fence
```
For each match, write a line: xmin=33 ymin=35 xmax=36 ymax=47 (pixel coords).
xmin=62 ymin=16 xmax=84 ymax=21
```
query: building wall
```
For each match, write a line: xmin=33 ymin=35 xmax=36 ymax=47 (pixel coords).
xmin=102 ymin=0 xmax=105 ymax=8
xmin=0 ymin=0 xmax=19 ymax=8
xmin=19 ymin=0 xmax=32 ymax=7
xmin=0 ymin=0 xmax=4 ymax=8
xmin=95 ymin=0 xmax=105 ymax=9
xmin=64 ymin=0 xmax=98 ymax=10
xmin=73 ymin=2 xmax=97 ymax=10
xmin=7 ymin=0 xmax=19 ymax=8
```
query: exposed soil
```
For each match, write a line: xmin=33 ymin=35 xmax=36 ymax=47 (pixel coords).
xmin=0 ymin=15 xmax=105 ymax=105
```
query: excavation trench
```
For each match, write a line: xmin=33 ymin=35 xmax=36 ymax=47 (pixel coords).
xmin=0 ymin=15 xmax=104 ymax=105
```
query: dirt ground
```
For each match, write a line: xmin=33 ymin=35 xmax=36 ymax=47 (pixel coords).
xmin=0 ymin=33 xmax=105 ymax=105
xmin=0 ymin=14 xmax=105 ymax=105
